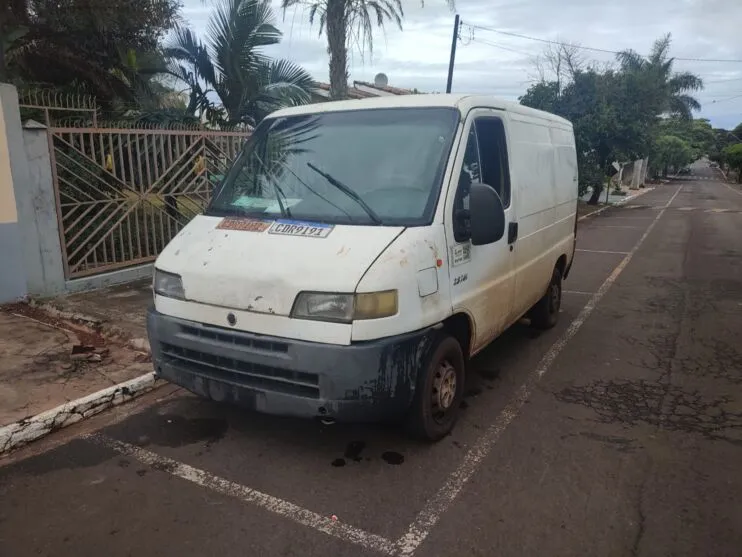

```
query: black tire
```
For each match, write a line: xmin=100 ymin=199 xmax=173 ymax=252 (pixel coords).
xmin=408 ymin=334 xmax=466 ymax=442
xmin=530 ymin=266 xmax=563 ymax=330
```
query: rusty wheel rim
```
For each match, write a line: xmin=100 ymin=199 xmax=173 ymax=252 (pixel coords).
xmin=431 ymin=360 xmax=457 ymax=420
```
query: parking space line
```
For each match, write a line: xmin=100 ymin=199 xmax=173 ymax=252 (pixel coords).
xmin=393 ymin=185 xmax=682 ymax=557
xmin=563 ymin=290 xmax=595 ymax=296
xmin=589 ymin=225 xmax=646 ymax=229
xmin=88 ymin=434 xmax=397 ymax=555
xmin=598 ymin=216 xmax=656 ymax=220
xmin=576 ymin=249 xmax=630 ymax=255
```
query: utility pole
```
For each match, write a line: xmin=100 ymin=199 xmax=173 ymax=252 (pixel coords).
xmin=445 ymin=14 xmax=460 ymax=94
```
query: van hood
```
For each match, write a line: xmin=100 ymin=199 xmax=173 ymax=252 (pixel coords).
xmin=156 ymin=215 xmax=404 ymax=315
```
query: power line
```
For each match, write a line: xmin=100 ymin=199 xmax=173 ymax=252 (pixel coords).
xmin=464 ymin=22 xmax=619 ymax=56
xmin=463 ymin=22 xmax=742 ymax=64
xmin=711 ymin=92 xmax=742 ymax=104
xmin=469 ymin=37 xmax=534 ymax=57
xmin=467 ymin=29 xmax=742 ymax=87
xmin=704 ymin=76 xmax=742 ymax=84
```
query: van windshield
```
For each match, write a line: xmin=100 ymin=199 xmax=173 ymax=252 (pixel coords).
xmin=207 ymin=107 xmax=460 ymax=226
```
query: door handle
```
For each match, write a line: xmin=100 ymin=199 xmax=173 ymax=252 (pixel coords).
xmin=508 ymin=222 xmax=518 ymax=244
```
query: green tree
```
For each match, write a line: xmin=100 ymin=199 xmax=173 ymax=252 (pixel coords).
xmin=723 ymin=143 xmax=742 ymax=183
xmin=521 ymin=34 xmax=703 ymax=204
xmin=616 ymin=34 xmax=703 ymax=120
xmin=521 ymin=69 xmax=655 ymax=203
xmin=166 ymin=0 xmax=315 ymax=126
xmin=653 ymin=135 xmax=694 ymax=177
xmin=1 ymin=0 xmax=180 ymax=102
xmin=708 ymin=128 xmax=738 ymax=165
xmin=280 ymin=0 xmax=454 ymax=100
xmin=657 ymin=117 xmax=715 ymax=160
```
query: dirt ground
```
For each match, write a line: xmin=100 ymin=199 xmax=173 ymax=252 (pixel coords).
xmin=39 ymin=279 xmax=153 ymax=347
xmin=0 ymin=308 xmax=150 ymax=426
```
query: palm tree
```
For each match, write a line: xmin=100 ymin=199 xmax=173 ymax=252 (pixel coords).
xmin=281 ymin=0 xmax=454 ymax=100
xmin=165 ymin=0 xmax=315 ymax=127
xmin=617 ymin=34 xmax=704 ymax=120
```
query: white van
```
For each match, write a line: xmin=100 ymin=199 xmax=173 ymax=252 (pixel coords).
xmin=147 ymin=94 xmax=578 ymax=441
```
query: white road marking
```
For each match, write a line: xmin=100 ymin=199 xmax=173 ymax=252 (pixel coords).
xmin=598 ymin=216 xmax=656 ymax=220
xmin=722 ymin=182 xmax=742 ymax=196
xmin=589 ymin=225 xmax=645 ymax=229
xmin=394 ymin=185 xmax=683 ymax=557
xmin=563 ymin=290 xmax=595 ymax=296
xmin=88 ymin=434 xmax=397 ymax=555
xmin=576 ymin=249 xmax=630 ymax=255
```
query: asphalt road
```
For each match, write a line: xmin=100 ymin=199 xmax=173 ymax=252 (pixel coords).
xmin=2 ymin=161 xmax=741 ymax=557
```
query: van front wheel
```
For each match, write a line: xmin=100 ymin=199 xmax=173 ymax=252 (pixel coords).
xmin=530 ymin=267 xmax=562 ymax=330
xmin=408 ymin=335 xmax=465 ymax=442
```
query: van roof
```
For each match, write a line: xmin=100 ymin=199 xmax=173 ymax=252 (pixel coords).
xmin=270 ymin=93 xmax=572 ymax=127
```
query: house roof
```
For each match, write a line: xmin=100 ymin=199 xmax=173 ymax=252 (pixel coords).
xmin=312 ymin=80 xmax=416 ymax=100
xmin=312 ymin=82 xmax=376 ymax=100
xmin=352 ymin=81 xmax=415 ymax=96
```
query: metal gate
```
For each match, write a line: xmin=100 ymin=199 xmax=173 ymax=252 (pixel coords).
xmin=48 ymin=125 xmax=248 ymax=278
xmin=20 ymin=91 xmax=250 ymax=278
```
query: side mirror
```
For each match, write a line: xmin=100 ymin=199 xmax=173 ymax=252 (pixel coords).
xmin=469 ymin=183 xmax=505 ymax=245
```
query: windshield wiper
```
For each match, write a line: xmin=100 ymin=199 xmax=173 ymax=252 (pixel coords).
xmin=306 ymin=162 xmax=382 ymax=225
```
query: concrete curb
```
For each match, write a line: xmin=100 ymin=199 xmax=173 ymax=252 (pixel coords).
xmin=0 ymin=372 xmax=160 ymax=455
xmin=578 ymin=187 xmax=655 ymax=221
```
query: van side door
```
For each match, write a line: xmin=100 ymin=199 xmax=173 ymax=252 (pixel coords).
xmin=445 ymin=109 xmax=516 ymax=354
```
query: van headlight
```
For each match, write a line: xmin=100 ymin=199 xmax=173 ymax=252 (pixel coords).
xmin=154 ymin=269 xmax=185 ymax=300
xmin=291 ymin=291 xmax=398 ymax=323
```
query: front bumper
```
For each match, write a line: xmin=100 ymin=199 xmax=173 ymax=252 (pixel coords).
xmin=147 ymin=308 xmax=436 ymax=422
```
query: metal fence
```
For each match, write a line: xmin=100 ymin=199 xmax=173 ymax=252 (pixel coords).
xmin=19 ymin=92 xmax=250 ymax=278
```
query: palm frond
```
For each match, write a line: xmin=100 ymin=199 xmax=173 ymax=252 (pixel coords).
xmin=668 ymin=94 xmax=701 ymax=118
xmin=669 ymin=72 xmax=704 ymax=93
xmin=261 ymin=58 xmax=316 ymax=104
xmin=649 ymin=33 xmax=672 ymax=65
xmin=616 ymin=49 xmax=645 ymax=71
xmin=345 ymin=0 xmax=403 ymax=57
xmin=165 ymin=25 xmax=217 ymax=86
xmin=208 ymin=0 xmax=280 ymax=80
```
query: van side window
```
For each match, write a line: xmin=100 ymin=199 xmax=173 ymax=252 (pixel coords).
xmin=452 ymin=127 xmax=481 ymax=242
xmin=452 ymin=118 xmax=510 ymax=243
xmin=474 ymin=118 xmax=511 ymax=208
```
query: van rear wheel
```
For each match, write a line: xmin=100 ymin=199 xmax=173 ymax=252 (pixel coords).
xmin=408 ymin=334 xmax=465 ymax=442
xmin=530 ymin=267 xmax=562 ymax=330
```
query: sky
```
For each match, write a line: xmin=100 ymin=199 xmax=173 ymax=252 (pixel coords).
xmin=181 ymin=0 xmax=742 ymax=130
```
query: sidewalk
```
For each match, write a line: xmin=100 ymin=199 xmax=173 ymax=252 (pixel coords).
xmin=0 ymin=301 xmax=156 ymax=454
xmin=578 ymin=184 xmax=654 ymax=220
xmin=35 ymin=278 xmax=152 ymax=351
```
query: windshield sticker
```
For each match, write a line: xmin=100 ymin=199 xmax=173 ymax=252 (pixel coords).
xmin=233 ymin=196 xmax=302 ymax=214
xmin=216 ymin=217 xmax=272 ymax=233
xmin=268 ymin=219 xmax=334 ymax=238
xmin=450 ymin=243 xmax=471 ymax=267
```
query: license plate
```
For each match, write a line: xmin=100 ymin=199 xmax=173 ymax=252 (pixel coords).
xmin=268 ymin=220 xmax=334 ymax=238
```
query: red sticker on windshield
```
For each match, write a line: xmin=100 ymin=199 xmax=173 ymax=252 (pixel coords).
xmin=216 ymin=217 xmax=272 ymax=232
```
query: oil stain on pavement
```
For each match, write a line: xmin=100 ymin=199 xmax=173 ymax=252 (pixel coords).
xmin=555 ymin=379 xmax=742 ymax=446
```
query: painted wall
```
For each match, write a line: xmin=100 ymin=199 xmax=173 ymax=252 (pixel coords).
xmin=1 ymin=83 xmax=156 ymax=300
xmin=0 ymin=84 xmax=28 ymax=303
xmin=17 ymin=122 xmax=67 ymax=296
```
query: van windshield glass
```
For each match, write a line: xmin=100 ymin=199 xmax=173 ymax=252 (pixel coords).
xmin=206 ymin=107 xmax=459 ymax=226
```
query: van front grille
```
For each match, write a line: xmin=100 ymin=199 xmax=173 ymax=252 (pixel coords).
xmin=178 ymin=324 xmax=290 ymax=354
xmin=161 ymin=343 xmax=319 ymax=399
